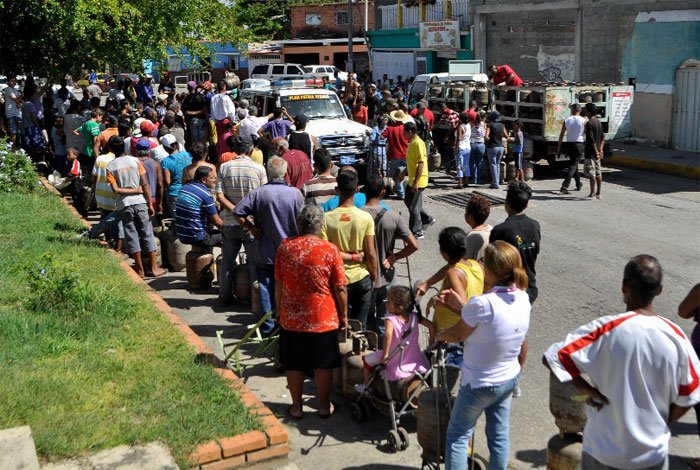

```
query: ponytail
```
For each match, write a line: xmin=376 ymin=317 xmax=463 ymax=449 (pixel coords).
xmin=513 ymin=265 xmax=528 ymax=291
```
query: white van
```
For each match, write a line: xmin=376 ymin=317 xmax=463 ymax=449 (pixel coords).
xmin=174 ymin=71 xmax=212 ymax=95
xmin=409 ymin=66 xmax=489 ymax=104
xmin=250 ymin=63 xmax=307 ymax=81
xmin=240 ymin=84 xmax=371 ymax=167
xmin=303 ymin=65 xmax=348 ymax=82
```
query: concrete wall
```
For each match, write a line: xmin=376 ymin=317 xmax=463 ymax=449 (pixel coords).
xmin=291 ymin=2 xmax=374 ymax=39
xmin=630 ymin=92 xmax=674 ymax=143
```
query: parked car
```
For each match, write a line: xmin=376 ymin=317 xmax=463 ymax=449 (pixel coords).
xmin=250 ymin=63 xmax=307 ymax=81
xmin=75 ymin=73 xmax=113 ymax=92
xmin=303 ymin=65 xmax=348 ymax=82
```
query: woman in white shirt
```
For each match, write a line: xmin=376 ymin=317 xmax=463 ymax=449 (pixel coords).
xmin=436 ymin=240 xmax=531 ymax=470
xmin=454 ymin=113 xmax=472 ymax=188
xmin=469 ymin=113 xmax=487 ymax=184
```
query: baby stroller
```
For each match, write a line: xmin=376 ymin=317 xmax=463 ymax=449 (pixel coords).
xmin=349 ymin=311 xmax=433 ymax=452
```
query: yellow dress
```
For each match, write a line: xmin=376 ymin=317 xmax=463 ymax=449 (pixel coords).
xmin=433 ymin=260 xmax=484 ymax=331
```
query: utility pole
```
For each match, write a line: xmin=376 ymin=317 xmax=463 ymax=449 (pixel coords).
xmin=347 ymin=0 xmax=354 ymax=73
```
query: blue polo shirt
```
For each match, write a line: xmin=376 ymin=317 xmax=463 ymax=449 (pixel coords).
xmin=175 ymin=181 xmax=217 ymax=243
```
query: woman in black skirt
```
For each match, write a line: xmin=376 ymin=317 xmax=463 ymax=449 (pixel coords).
xmin=274 ymin=205 xmax=348 ymax=419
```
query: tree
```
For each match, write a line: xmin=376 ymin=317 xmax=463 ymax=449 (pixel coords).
xmin=0 ymin=0 xmax=252 ymax=79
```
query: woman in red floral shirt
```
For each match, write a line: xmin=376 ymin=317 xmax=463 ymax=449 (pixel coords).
xmin=275 ymin=205 xmax=348 ymax=419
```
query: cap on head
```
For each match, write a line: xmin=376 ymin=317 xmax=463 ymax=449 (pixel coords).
xmin=160 ymin=134 xmax=177 ymax=149
xmin=135 ymin=139 xmax=152 ymax=151
xmin=140 ymin=120 xmax=154 ymax=132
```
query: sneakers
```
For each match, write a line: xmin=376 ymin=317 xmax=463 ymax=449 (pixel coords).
xmin=574 ymin=184 xmax=582 ymax=191
xmin=75 ymin=230 xmax=90 ymax=240
xmin=413 ymin=231 xmax=425 ymax=239
xmin=489 ymin=184 xmax=499 ymax=189
xmin=354 ymin=383 xmax=369 ymax=394
xmin=595 ymin=194 xmax=601 ymax=200
xmin=421 ymin=217 xmax=436 ymax=232
xmin=584 ymin=195 xmax=595 ymax=200
xmin=560 ymin=188 xmax=570 ymax=195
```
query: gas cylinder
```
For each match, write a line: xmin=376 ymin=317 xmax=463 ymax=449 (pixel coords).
xmin=251 ymin=281 xmax=262 ymax=315
xmin=547 ymin=434 xmax=583 ymax=469
xmin=524 ymin=159 xmax=534 ymax=181
xmin=505 ymin=161 xmax=517 ymax=182
xmin=164 ymin=221 xmax=187 ymax=272
xmin=481 ymin=159 xmax=491 ymax=183
xmin=224 ymin=72 xmax=240 ymax=91
xmin=549 ymin=371 xmax=586 ymax=434
xmin=343 ymin=332 xmax=377 ymax=401
xmin=186 ymin=249 xmax=214 ymax=290
xmin=417 ymin=387 xmax=454 ymax=463
xmin=428 ymin=148 xmax=442 ymax=172
xmin=500 ymin=161 xmax=507 ymax=184
xmin=334 ymin=327 xmax=354 ymax=395
xmin=233 ymin=253 xmax=251 ymax=302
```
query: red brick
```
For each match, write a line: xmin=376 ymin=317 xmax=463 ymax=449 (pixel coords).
xmin=245 ymin=443 xmax=290 ymax=464
xmin=261 ymin=416 xmax=289 ymax=446
xmin=249 ymin=405 xmax=273 ymax=416
xmin=219 ymin=431 xmax=267 ymax=458
xmin=200 ymin=454 xmax=246 ymax=470
xmin=188 ymin=441 xmax=223 ymax=465
xmin=239 ymin=391 xmax=262 ymax=408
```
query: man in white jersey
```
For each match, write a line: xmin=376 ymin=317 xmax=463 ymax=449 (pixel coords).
xmin=544 ymin=255 xmax=700 ymax=469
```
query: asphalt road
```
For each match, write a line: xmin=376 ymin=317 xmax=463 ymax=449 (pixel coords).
xmin=148 ymin=162 xmax=700 ymax=469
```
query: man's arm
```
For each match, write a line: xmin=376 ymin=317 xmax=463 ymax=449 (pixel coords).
xmin=383 ymin=234 xmax=418 ymax=270
xmin=363 ymin=234 xmax=378 ymax=286
xmin=155 ymin=161 xmax=164 ymax=214
xmin=217 ymin=192 xmax=235 ymax=213
xmin=209 ymin=212 xmax=224 ymax=229
xmin=411 ymin=161 xmax=424 ymax=193
xmin=597 ymin=134 xmax=605 ymax=160
xmin=140 ymin=174 xmax=154 ymax=216
xmin=93 ymin=137 xmax=101 ymax=159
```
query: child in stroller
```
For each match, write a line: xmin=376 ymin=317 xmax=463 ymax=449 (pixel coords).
xmin=360 ymin=285 xmax=435 ymax=385
xmin=351 ymin=285 xmax=436 ymax=451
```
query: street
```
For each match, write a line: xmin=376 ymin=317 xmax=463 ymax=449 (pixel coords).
xmin=150 ymin=162 xmax=700 ymax=469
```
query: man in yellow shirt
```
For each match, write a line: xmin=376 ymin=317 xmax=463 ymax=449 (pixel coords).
xmin=403 ymin=121 xmax=435 ymax=238
xmin=322 ymin=169 xmax=378 ymax=329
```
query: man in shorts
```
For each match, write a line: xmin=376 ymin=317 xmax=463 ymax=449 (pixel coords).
xmin=105 ymin=136 xmax=165 ymax=278
xmin=583 ymin=102 xmax=605 ymax=200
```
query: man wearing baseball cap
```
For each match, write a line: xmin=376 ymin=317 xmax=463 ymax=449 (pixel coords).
xmin=130 ymin=120 xmax=158 ymax=156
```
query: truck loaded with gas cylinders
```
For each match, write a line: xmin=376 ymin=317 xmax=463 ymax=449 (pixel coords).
xmin=423 ymin=61 xmax=634 ymax=167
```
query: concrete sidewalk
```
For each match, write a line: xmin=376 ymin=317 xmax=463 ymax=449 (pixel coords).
xmin=607 ymin=141 xmax=700 ymax=180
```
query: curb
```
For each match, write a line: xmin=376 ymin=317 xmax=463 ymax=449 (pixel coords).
xmin=41 ymin=179 xmax=290 ymax=469
xmin=606 ymin=155 xmax=700 ymax=180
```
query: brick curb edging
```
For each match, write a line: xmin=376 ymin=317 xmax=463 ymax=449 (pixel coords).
xmin=41 ymin=179 xmax=290 ymax=469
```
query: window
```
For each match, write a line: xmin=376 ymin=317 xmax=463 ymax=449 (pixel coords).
xmin=228 ymin=55 xmax=239 ymax=70
xmin=287 ymin=66 xmax=303 ymax=75
xmin=272 ymin=65 xmax=285 ymax=75
xmin=336 ymin=11 xmax=348 ymax=25
xmin=251 ymin=65 xmax=268 ymax=75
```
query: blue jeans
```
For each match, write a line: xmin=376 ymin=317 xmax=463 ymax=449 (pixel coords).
xmin=445 ymin=374 xmax=519 ymax=470
xmin=456 ymin=148 xmax=471 ymax=178
xmin=389 ymin=158 xmax=406 ymax=199
xmin=347 ymin=275 xmax=372 ymax=330
xmin=487 ymin=146 xmax=504 ymax=188
xmin=470 ymin=143 xmax=485 ymax=184
xmin=369 ymin=286 xmax=388 ymax=341
xmin=88 ymin=208 xmax=125 ymax=239
xmin=256 ymin=264 xmax=277 ymax=335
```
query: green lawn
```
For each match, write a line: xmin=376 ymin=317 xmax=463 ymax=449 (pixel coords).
xmin=0 ymin=191 xmax=260 ymax=466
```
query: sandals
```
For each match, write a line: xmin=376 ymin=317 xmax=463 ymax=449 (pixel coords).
xmin=287 ymin=405 xmax=303 ymax=421
xmin=318 ymin=401 xmax=335 ymax=419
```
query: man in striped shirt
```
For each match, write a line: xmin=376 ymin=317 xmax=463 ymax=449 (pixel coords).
xmin=175 ymin=166 xmax=223 ymax=253
xmin=302 ymin=149 xmax=337 ymax=206
xmin=216 ymin=138 xmax=267 ymax=306
xmin=544 ymin=255 xmax=700 ymax=469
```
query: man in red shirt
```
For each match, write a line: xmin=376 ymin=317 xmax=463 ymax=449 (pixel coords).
xmin=382 ymin=110 xmax=410 ymax=200
xmin=490 ymin=64 xmax=523 ymax=87
xmin=410 ymin=100 xmax=434 ymax=130
xmin=273 ymin=137 xmax=313 ymax=190
xmin=462 ymin=100 xmax=479 ymax=123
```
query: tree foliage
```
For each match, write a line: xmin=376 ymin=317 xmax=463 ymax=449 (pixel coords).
xmin=0 ymin=0 xmax=253 ymax=78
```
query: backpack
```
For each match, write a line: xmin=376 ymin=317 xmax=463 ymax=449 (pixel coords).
xmin=415 ymin=114 xmax=431 ymax=143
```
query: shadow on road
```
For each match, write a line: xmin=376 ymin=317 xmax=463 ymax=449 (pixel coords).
xmin=515 ymin=448 xmax=546 ymax=468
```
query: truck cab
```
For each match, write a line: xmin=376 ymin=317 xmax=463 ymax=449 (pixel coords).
xmin=240 ymin=82 xmax=372 ymax=168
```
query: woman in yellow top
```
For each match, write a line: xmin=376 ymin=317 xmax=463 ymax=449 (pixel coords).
xmin=418 ymin=227 xmax=484 ymax=366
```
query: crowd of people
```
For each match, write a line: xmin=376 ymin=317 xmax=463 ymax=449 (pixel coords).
xmin=2 ymin=69 xmax=698 ymax=469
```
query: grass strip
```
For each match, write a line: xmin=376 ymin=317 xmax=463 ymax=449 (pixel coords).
xmin=0 ymin=191 xmax=260 ymax=466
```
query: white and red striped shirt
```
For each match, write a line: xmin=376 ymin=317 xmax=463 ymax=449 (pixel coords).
xmin=545 ymin=312 xmax=700 ymax=469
